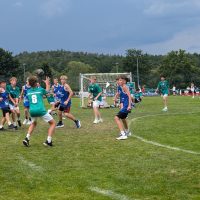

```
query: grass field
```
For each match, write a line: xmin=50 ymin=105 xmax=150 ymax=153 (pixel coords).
xmin=0 ymin=96 xmax=200 ymax=200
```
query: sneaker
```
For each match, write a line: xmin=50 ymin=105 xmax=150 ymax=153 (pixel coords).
xmin=26 ymin=120 xmax=32 ymax=125
xmin=23 ymin=119 xmax=28 ymax=125
xmin=0 ymin=127 xmax=5 ymax=131
xmin=75 ymin=120 xmax=81 ymax=128
xmin=125 ymin=130 xmax=132 ymax=136
xmin=56 ymin=122 xmax=64 ymax=128
xmin=8 ymin=124 xmax=15 ymax=129
xmin=93 ymin=119 xmax=99 ymax=124
xmin=43 ymin=140 xmax=53 ymax=147
xmin=23 ymin=138 xmax=29 ymax=147
xmin=162 ymin=108 xmax=168 ymax=112
xmin=14 ymin=126 xmax=18 ymax=130
xmin=98 ymin=118 xmax=103 ymax=123
xmin=17 ymin=120 xmax=22 ymax=127
xmin=116 ymin=135 xmax=128 ymax=140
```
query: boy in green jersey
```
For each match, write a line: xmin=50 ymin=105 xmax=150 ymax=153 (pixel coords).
xmin=88 ymin=76 xmax=103 ymax=124
xmin=6 ymin=77 xmax=21 ymax=128
xmin=155 ymin=75 xmax=169 ymax=111
xmin=23 ymin=76 xmax=56 ymax=147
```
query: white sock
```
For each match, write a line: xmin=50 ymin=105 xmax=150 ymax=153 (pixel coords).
xmin=0 ymin=125 xmax=3 ymax=129
xmin=47 ymin=136 xmax=52 ymax=143
xmin=125 ymin=129 xmax=128 ymax=133
xmin=26 ymin=133 xmax=31 ymax=140
xmin=8 ymin=121 xmax=11 ymax=126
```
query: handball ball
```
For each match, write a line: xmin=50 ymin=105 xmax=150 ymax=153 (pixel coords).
xmin=35 ymin=69 xmax=44 ymax=76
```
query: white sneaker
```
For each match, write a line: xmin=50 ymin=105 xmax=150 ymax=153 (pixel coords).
xmin=26 ymin=120 xmax=32 ymax=125
xmin=126 ymin=130 xmax=132 ymax=136
xmin=98 ymin=118 xmax=103 ymax=123
xmin=116 ymin=135 xmax=128 ymax=140
xmin=23 ymin=119 xmax=28 ymax=125
xmin=162 ymin=107 xmax=168 ymax=112
xmin=93 ymin=119 xmax=99 ymax=124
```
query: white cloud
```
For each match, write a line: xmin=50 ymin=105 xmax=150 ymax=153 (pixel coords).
xmin=13 ymin=1 xmax=23 ymax=7
xmin=138 ymin=26 xmax=200 ymax=54
xmin=39 ymin=0 xmax=70 ymax=18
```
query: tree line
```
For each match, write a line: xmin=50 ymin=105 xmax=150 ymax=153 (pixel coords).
xmin=1 ymin=48 xmax=200 ymax=90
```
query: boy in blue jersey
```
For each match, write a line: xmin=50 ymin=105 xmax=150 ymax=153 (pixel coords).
xmin=56 ymin=75 xmax=81 ymax=128
xmin=114 ymin=76 xmax=132 ymax=140
xmin=22 ymin=76 xmax=56 ymax=147
xmin=155 ymin=75 xmax=169 ymax=111
xmin=20 ymin=80 xmax=32 ymax=125
xmin=0 ymin=80 xmax=15 ymax=130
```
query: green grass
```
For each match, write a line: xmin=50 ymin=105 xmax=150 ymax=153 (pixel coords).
xmin=0 ymin=96 xmax=200 ymax=200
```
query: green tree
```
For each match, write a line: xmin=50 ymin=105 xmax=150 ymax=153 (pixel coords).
xmin=0 ymin=48 xmax=21 ymax=81
xmin=41 ymin=62 xmax=53 ymax=78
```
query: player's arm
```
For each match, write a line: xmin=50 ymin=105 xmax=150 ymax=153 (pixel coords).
xmin=43 ymin=77 xmax=51 ymax=91
xmin=20 ymin=86 xmax=24 ymax=103
xmin=15 ymin=87 xmax=20 ymax=105
xmin=122 ymin=85 xmax=132 ymax=110
xmin=64 ymin=83 xmax=73 ymax=105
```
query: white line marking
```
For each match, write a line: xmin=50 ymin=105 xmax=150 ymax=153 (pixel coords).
xmin=129 ymin=111 xmax=200 ymax=155
xmin=18 ymin=155 xmax=44 ymax=172
xmin=89 ymin=187 xmax=133 ymax=200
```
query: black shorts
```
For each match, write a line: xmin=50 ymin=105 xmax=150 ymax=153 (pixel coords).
xmin=116 ymin=111 xmax=128 ymax=119
xmin=135 ymin=98 xmax=141 ymax=103
xmin=59 ymin=105 xmax=71 ymax=113
xmin=1 ymin=107 xmax=11 ymax=117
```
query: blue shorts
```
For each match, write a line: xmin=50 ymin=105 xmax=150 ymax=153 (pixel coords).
xmin=23 ymin=101 xmax=30 ymax=108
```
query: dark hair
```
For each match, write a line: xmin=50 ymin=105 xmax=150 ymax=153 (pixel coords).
xmin=160 ymin=74 xmax=166 ymax=78
xmin=119 ymin=75 xmax=127 ymax=81
xmin=136 ymin=88 xmax=140 ymax=92
xmin=28 ymin=76 xmax=38 ymax=87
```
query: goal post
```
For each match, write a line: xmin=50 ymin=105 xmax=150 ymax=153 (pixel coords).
xmin=79 ymin=72 xmax=133 ymax=108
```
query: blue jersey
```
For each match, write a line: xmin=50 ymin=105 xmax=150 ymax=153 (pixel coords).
xmin=117 ymin=86 xmax=122 ymax=102
xmin=23 ymin=85 xmax=31 ymax=102
xmin=59 ymin=85 xmax=71 ymax=107
xmin=0 ymin=90 xmax=9 ymax=109
xmin=119 ymin=86 xmax=129 ymax=113
xmin=53 ymin=84 xmax=61 ymax=101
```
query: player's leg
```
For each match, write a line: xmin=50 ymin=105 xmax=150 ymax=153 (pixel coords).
xmin=15 ymin=106 xmax=21 ymax=127
xmin=43 ymin=114 xmax=56 ymax=146
xmin=63 ymin=106 xmax=81 ymax=128
xmin=162 ymin=95 xmax=168 ymax=111
xmin=115 ymin=112 xmax=128 ymax=140
xmin=4 ymin=109 xmax=14 ymax=129
xmin=122 ymin=118 xmax=131 ymax=136
xmin=93 ymin=100 xmax=102 ymax=123
xmin=56 ymin=106 xmax=64 ymax=128
xmin=23 ymin=106 xmax=29 ymax=125
xmin=23 ymin=119 xmax=37 ymax=147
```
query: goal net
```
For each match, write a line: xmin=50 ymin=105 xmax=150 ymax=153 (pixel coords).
xmin=79 ymin=72 xmax=133 ymax=108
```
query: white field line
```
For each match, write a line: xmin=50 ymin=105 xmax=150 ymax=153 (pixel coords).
xmin=18 ymin=155 xmax=44 ymax=172
xmin=129 ymin=112 xmax=200 ymax=155
xmin=89 ymin=187 xmax=134 ymax=200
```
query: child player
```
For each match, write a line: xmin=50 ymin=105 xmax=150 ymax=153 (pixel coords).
xmin=114 ymin=75 xmax=132 ymax=140
xmin=55 ymin=75 xmax=81 ymax=128
xmin=155 ymin=75 xmax=169 ymax=111
xmin=6 ymin=77 xmax=21 ymax=128
xmin=22 ymin=76 xmax=56 ymax=147
xmin=0 ymin=80 xmax=15 ymax=130
xmin=20 ymin=79 xmax=32 ymax=125
xmin=88 ymin=76 xmax=103 ymax=124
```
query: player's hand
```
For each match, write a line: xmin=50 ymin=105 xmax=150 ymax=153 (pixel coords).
xmin=127 ymin=106 xmax=131 ymax=111
xmin=43 ymin=77 xmax=50 ymax=85
xmin=0 ymin=97 xmax=3 ymax=102
xmin=64 ymin=100 xmax=69 ymax=105
xmin=94 ymin=97 xmax=98 ymax=101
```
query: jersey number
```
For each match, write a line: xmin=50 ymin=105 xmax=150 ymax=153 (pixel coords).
xmin=32 ymin=95 xmax=37 ymax=104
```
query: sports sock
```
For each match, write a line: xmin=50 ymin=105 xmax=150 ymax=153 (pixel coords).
xmin=47 ymin=136 xmax=52 ymax=143
xmin=0 ymin=125 xmax=3 ymax=129
xmin=26 ymin=133 xmax=31 ymax=140
xmin=13 ymin=122 xmax=17 ymax=126
xmin=120 ymin=131 xmax=125 ymax=136
xmin=8 ymin=121 xmax=12 ymax=126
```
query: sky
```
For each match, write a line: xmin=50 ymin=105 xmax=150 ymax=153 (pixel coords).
xmin=1 ymin=0 xmax=200 ymax=55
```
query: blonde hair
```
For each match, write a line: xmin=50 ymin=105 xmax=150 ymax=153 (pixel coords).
xmin=60 ymin=75 xmax=68 ymax=80
xmin=10 ymin=77 xmax=17 ymax=82
xmin=90 ymin=76 xmax=97 ymax=80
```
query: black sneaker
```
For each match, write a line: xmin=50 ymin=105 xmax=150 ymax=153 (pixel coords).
xmin=23 ymin=138 xmax=29 ymax=147
xmin=0 ymin=127 xmax=5 ymax=131
xmin=14 ymin=126 xmax=18 ymax=130
xmin=75 ymin=120 xmax=81 ymax=128
xmin=17 ymin=120 xmax=22 ymax=127
xmin=43 ymin=140 xmax=53 ymax=147
xmin=8 ymin=124 xmax=15 ymax=129
xmin=56 ymin=122 xmax=64 ymax=128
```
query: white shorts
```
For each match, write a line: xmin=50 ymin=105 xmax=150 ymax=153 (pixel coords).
xmin=93 ymin=100 xmax=101 ymax=108
xmin=9 ymin=104 xmax=19 ymax=111
xmin=31 ymin=113 xmax=53 ymax=123
xmin=161 ymin=94 xmax=168 ymax=98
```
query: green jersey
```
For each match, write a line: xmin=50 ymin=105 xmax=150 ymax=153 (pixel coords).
xmin=134 ymin=92 xmax=142 ymax=99
xmin=47 ymin=93 xmax=55 ymax=104
xmin=6 ymin=84 xmax=20 ymax=104
xmin=157 ymin=80 xmax=169 ymax=95
xmin=27 ymin=87 xmax=47 ymax=117
xmin=126 ymin=82 xmax=134 ymax=95
xmin=88 ymin=83 xmax=102 ymax=101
